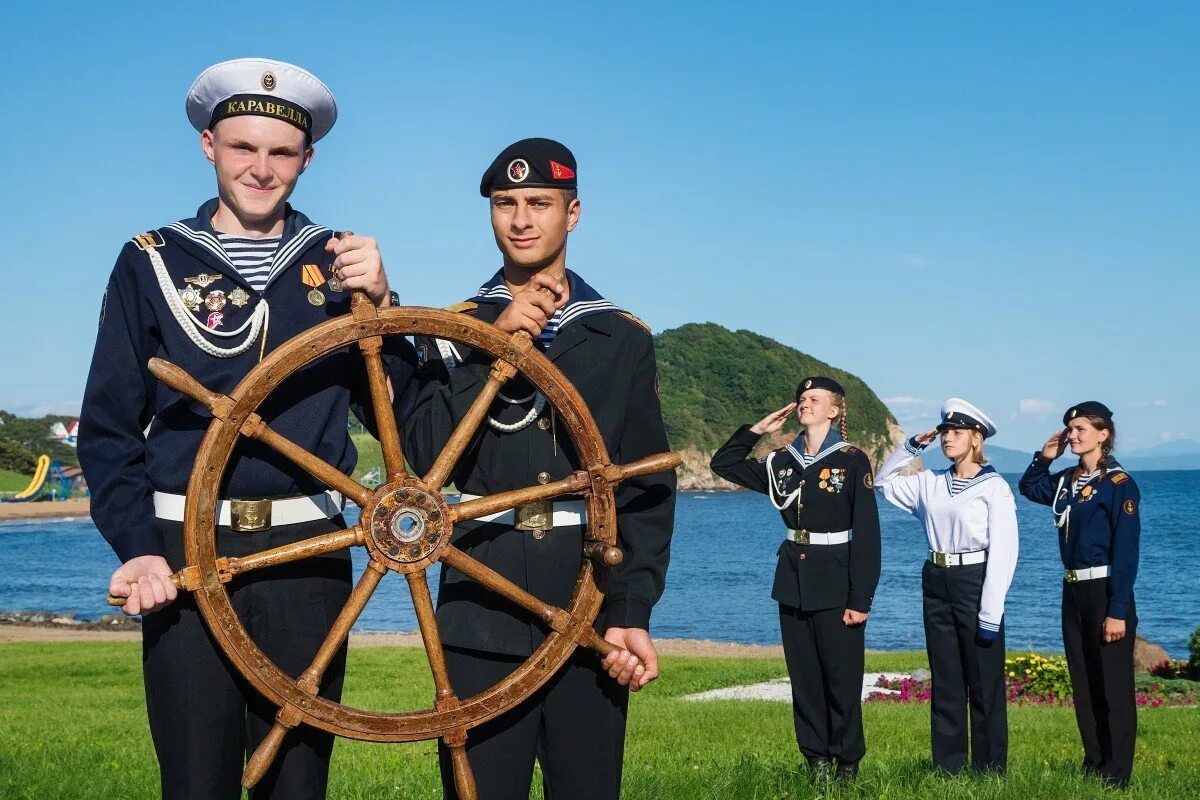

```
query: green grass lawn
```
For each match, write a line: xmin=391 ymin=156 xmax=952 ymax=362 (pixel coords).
xmin=0 ymin=468 xmax=33 ymax=493
xmin=0 ymin=643 xmax=1195 ymax=799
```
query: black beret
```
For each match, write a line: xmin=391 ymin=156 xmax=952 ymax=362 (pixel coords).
xmin=796 ymin=376 xmax=846 ymax=399
xmin=1064 ymin=401 xmax=1113 ymax=426
xmin=480 ymin=137 xmax=577 ymax=196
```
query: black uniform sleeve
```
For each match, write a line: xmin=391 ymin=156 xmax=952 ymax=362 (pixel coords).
xmin=1106 ymin=477 xmax=1141 ymax=620
xmin=78 ymin=245 xmax=163 ymax=562
xmin=401 ymin=334 xmax=491 ymax=479
xmin=708 ymin=425 xmax=770 ymax=494
xmin=1018 ymin=453 xmax=1059 ymax=506
xmin=847 ymin=450 xmax=882 ymax=613
xmin=348 ymin=337 xmax=420 ymax=437
xmin=604 ymin=334 xmax=677 ymax=631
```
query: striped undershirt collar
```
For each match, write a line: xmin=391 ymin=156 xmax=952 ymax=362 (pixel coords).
xmin=943 ymin=465 xmax=999 ymax=495
xmin=471 ymin=269 xmax=619 ymax=345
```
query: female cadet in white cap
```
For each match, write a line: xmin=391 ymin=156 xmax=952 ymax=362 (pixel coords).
xmin=873 ymin=399 xmax=1018 ymax=775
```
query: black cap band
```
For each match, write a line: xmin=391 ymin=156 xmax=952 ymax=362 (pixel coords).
xmin=937 ymin=412 xmax=987 ymax=434
xmin=796 ymin=376 xmax=846 ymax=400
xmin=208 ymin=93 xmax=312 ymax=139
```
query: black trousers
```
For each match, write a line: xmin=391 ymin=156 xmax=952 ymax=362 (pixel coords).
xmin=141 ymin=517 xmax=353 ymax=800
xmin=438 ymin=644 xmax=629 ymax=800
xmin=778 ymin=604 xmax=866 ymax=765
xmin=921 ymin=561 xmax=1007 ymax=774
xmin=1062 ymin=578 xmax=1137 ymax=784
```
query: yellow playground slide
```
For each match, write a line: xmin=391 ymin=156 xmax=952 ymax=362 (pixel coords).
xmin=12 ymin=454 xmax=50 ymax=500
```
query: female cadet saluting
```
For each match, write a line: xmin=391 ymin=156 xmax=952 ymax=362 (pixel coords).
xmin=710 ymin=377 xmax=880 ymax=783
xmin=874 ymin=399 xmax=1018 ymax=775
xmin=1019 ymin=401 xmax=1140 ymax=788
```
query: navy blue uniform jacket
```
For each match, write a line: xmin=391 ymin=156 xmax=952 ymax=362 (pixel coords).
xmin=79 ymin=200 xmax=418 ymax=563
xmin=1018 ymin=454 xmax=1140 ymax=619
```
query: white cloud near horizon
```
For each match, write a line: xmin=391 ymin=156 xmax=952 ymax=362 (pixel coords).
xmin=1019 ymin=398 xmax=1056 ymax=417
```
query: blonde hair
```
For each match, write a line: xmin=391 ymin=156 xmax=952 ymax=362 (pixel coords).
xmin=832 ymin=394 xmax=849 ymax=442
xmin=969 ymin=431 xmax=987 ymax=464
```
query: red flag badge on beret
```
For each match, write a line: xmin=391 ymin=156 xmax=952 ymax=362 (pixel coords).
xmin=549 ymin=160 xmax=575 ymax=180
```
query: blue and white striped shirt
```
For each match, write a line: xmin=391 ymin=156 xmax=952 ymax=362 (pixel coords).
xmin=216 ymin=233 xmax=282 ymax=292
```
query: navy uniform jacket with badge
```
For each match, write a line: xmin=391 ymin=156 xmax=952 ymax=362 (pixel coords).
xmin=710 ymin=426 xmax=881 ymax=613
xmin=79 ymin=199 xmax=418 ymax=563
xmin=1018 ymin=454 xmax=1140 ymax=619
xmin=401 ymin=270 xmax=676 ymax=658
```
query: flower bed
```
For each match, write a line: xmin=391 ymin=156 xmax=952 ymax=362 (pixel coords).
xmin=865 ymin=652 xmax=1200 ymax=707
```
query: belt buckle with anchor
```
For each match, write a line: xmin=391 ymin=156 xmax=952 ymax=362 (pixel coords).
xmin=515 ymin=499 xmax=552 ymax=535
xmin=934 ymin=551 xmax=949 ymax=568
xmin=230 ymin=499 xmax=272 ymax=532
xmin=793 ymin=529 xmax=809 ymax=545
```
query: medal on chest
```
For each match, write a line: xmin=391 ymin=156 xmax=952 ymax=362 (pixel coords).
xmin=819 ymin=467 xmax=847 ymax=493
xmin=301 ymin=264 xmax=326 ymax=305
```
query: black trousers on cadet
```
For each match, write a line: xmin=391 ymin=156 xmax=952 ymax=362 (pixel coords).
xmin=438 ymin=644 xmax=629 ymax=800
xmin=141 ymin=517 xmax=353 ymax=800
xmin=778 ymin=604 xmax=866 ymax=766
xmin=921 ymin=561 xmax=1008 ymax=774
xmin=1062 ymin=578 xmax=1137 ymax=785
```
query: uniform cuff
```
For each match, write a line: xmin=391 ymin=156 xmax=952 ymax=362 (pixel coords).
xmin=846 ymin=592 xmax=873 ymax=614
xmin=905 ymin=437 xmax=926 ymax=455
xmin=604 ymin=597 xmax=652 ymax=631
xmin=1032 ymin=452 xmax=1053 ymax=466
xmin=976 ymin=620 xmax=1000 ymax=641
xmin=1105 ymin=600 xmax=1128 ymax=620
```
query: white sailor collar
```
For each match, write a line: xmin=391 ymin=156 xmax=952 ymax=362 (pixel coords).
xmin=470 ymin=268 xmax=620 ymax=331
xmin=785 ymin=429 xmax=848 ymax=471
xmin=162 ymin=198 xmax=330 ymax=290
xmin=941 ymin=464 xmax=1002 ymax=495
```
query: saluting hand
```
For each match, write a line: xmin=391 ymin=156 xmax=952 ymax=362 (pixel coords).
xmin=601 ymin=627 xmax=660 ymax=691
xmin=1041 ymin=428 xmax=1069 ymax=460
xmin=914 ymin=428 xmax=939 ymax=445
xmin=326 ymin=233 xmax=391 ymax=307
xmin=109 ymin=555 xmax=178 ymax=616
xmin=494 ymin=273 xmax=568 ymax=337
xmin=750 ymin=403 xmax=797 ymax=435
xmin=1103 ymin=617 xmax=1126 ymax=643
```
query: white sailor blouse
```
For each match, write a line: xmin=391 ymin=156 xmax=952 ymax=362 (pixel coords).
xmin=874 ymin=437 xmax=1020 ymax=639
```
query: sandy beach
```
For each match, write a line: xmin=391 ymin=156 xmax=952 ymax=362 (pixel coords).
xmin=0 ymin=498 xmax=90 ymax=521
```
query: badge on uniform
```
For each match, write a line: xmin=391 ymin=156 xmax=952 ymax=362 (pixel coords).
xmin=179 ymin=285 xmax=203 ymax=312
xmin=301 ymin=264 xmax=326 ymax=305
xmin=819 ymin=468 xmax=846 ymax=493
xmin=1080 ymin=485 xmax=1095 ymax=502
xmin=207 ymin=312 xmax=224 ymax=329
xmin=1123 ymin=499 xmax=1136 ymax=515
xmin=204 ymin=290 xmax=227 ymax=312
xmin=416 ymin=344 xmax=428 ymax=367
xmin=229 ymin=287 xmax=250 ymax=308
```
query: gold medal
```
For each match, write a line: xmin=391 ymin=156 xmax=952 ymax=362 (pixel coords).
xmin=327 ymin=267 xmax=344 ymax=293
xmin=229 ymin=287 xmax=250 ymax=308
xmin=308 ymin=288 xmax=326 ymax=306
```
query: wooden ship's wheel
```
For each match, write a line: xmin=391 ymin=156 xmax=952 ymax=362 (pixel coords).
xmin=108 ymin=294 xmax=681 ymax=796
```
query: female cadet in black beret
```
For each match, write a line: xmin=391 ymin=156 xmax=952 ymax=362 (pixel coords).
xmin=710 ymin=377 xmax=881 ymax=783
xmin=1019 ymin=401 xmax=1141 ymax=787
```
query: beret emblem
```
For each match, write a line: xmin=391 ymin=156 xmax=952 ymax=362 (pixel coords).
xmin=507 ymin=158 xmax=529 ymax=183
xmin=261 ymin=71 xmax=276 ymax=92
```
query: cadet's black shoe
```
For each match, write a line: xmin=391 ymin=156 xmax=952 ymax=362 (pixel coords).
xmin=835 ymin=761 xmax=859 ymax=783
xmin=805 ymin=757 xmax=834 ymax=782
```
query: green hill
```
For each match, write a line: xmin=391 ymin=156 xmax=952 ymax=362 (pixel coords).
xmin=655 ymin=323 xmax=899 ymax=463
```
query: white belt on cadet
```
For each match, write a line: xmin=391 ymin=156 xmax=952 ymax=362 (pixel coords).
xmin=786 ymin=529 xmax=851 ymax=545
xmin=153 ymin=491 xmax=344 ymax=532
xmin=928 ymin=549 xmax=988 ymax=568
xmin=456 ymin=493 xmax=587 ymax=530
xmin=1065 ymin=565 xmax=1110 ymax=583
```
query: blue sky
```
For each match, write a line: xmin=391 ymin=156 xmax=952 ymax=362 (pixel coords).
xmin=1 ymin=2 xmax=1195 ymax=452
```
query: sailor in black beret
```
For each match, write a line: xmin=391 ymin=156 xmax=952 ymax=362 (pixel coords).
xmin=712 ymin=376 xmax=880 ymax=782
xmin=1021 ymin=402 xmax=1140 ymax=786
xmin=1064 ymin=401 xmax=1113 ymax=426
xmin=404 ymin=138 xmax=674 ymax=799
xmin=479 ymin=137 xmax=578 ymax=196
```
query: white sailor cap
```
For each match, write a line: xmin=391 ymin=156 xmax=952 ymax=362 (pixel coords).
xmin=937 ymin=398 xmax=997 ymax=439
xmin=186 ymin=58 xmax=337 ymax=143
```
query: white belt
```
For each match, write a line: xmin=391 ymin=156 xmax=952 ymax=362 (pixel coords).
xmin=456 ymin=494 xmax=587 ymax=527
xmin=928 ymin=549 xmax=988 ymax=567
xmin=1065 ymin=565 xmax=1110 ymax=582
xmin=153 ymin=491 xmax=344 ymax=528
xmin=786 ymin=529 xmax=851 ymax=545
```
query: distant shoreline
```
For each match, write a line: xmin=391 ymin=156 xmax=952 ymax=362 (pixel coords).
xmin=0 ymin=498 xmax=90 ymax=522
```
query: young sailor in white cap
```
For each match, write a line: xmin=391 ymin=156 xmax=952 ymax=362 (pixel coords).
xmin=79 ymin=58 xmax=415 ymax=799
xmin=873 ymin=398 xmax=1018 ymax=775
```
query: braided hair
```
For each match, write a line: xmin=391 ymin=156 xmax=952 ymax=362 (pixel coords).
xmin=1073 ymin=415 xmax=1117 ymax=484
